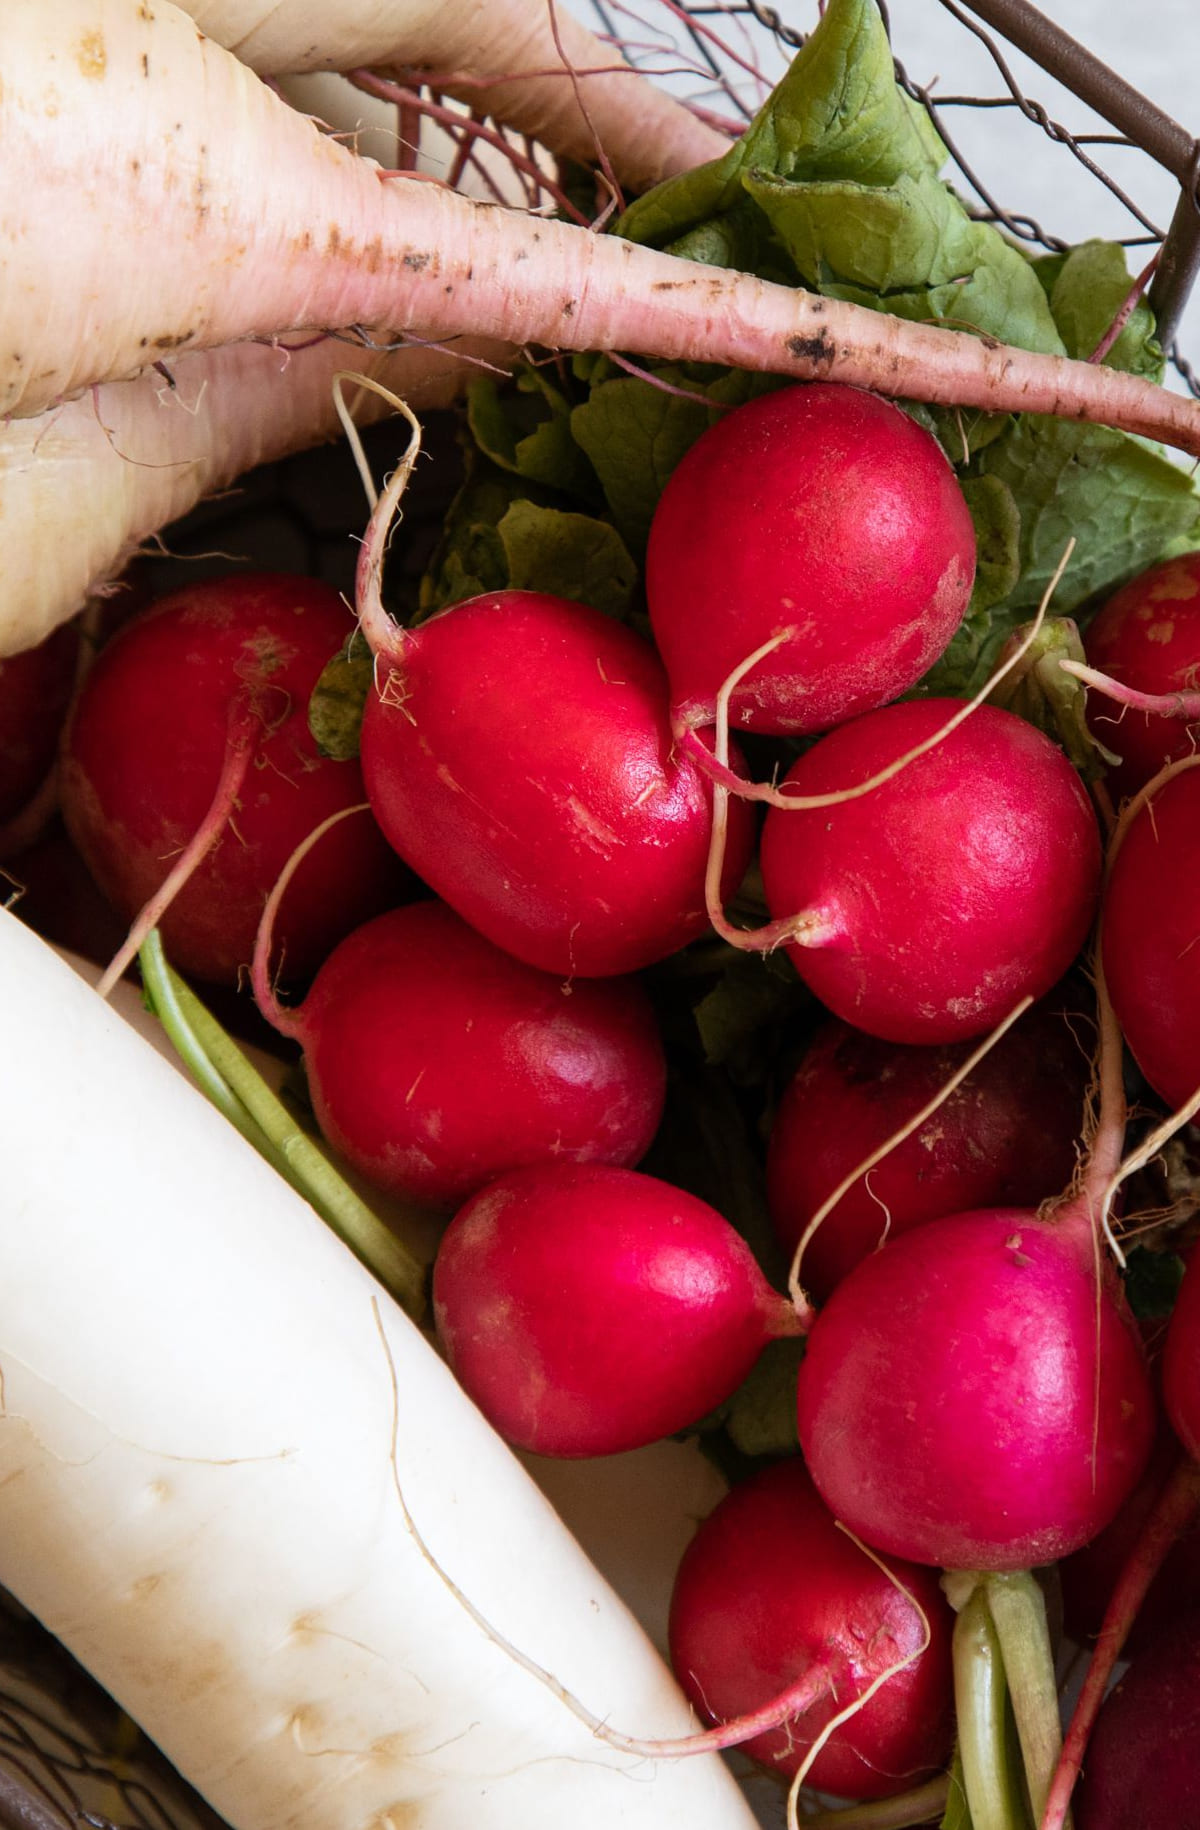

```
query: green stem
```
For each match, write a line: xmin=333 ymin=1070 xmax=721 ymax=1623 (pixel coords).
xmin=951 ymin=1587 xmax=1032 ymax=1830
xmin=799 ymin=1775 xmax=950 ymax=1829
xmin=983 ymin=1571 xmax=1070 ymax=1830
xmin=139 ymin=932 xmax=427 ymax=1322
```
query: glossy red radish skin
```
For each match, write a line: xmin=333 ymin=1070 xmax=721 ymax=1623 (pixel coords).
xmin=646 ymin=384 xmax=975 ymax=737
xmin=287 ymin=901 xmax=667 ymax=1208
xmin=796 ymin=1207 xmax=1155 ymax=1571
xmin=360 ymin=591 xmax=754 ymax=978
xmin=768 ymin=1006 xmax=1088 ymax=1298
xmin=758 ymin=699 xmax=1101 ymax=1044
xmin=668 ymin=1460 xmax=955 ymax=1797
xmin=433 ymin=1162 xmax=798 ymax=1457
xmin=1103 ymin=765 xmax=1200 ymax=1111
xmin=1085 ymin=552 xmax=1200 ymax=796
xmin=0 ymin=621 xmax=80 ymax=824
xmin=60 ymin=574 xmax=404 ymax=985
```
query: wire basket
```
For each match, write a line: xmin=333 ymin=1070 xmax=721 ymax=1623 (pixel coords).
xmin=7 ymin=5 xmax=1200 ymax=1830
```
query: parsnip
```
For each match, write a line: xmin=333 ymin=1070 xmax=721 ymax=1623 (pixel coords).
xmin=0 ymin=906 xmax=756 ymax=1830
xmin=6 ymin=0 xmax=1200 ymax=462
xmin=0 ymin=336 xmax=509 ymax=657
xmin=188 ymin=0 xmax=729 ymax=190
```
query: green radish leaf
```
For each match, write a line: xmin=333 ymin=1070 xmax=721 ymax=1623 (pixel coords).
xmin=720 ymin=1337 xmax=804 ymax=1459
xmin=308 ymin=632 xmax=373 ymax=761
xmin=1048 ymin=239 xmax=1163 ymax=379
xmin=495 ymin=500 xmax=638 ymax=618
xmin=911 ymin=475 xmax=1021 ymax=698
xmin=1124 ymin=1245 xmax=1187 ymax=1320
xmin=988 ymin=616 xmax=1116 ymax=778
xmin=693 ymin=949 xmax=811 ymax=1087
xmin=468 ymin=372 xmax=601 ymax=507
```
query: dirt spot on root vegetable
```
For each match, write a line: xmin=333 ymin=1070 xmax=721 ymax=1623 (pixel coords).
xmin=76 ymin=31 xmax=107 ymax=77
xmin=786 ymin=331 xmax=835 ymax=370
xmin=402 ymin=252 xmax=431 ymax=273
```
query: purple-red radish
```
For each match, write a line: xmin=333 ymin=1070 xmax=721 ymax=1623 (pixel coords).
xmin=757 ymin=698 xmax=1101 ymax=1044
xmin=768 ymin=1003 xmax=1088 ymax=1300
xmin=0 ymin=620 xmax=80 ymax=831
xmin=796 ymin=1202 xmax=1155 ymax=1571
xmin=645 ymin=383 xmax=975 ymax=742
xmin=1103 ymin=760 xmax=1200 ymax=1111
xmin=359 ymin=590 xmax=755 ymax=978
xmin=1073 ymin=1611 xmax=1200 ymax=1830
xmin=667 ymin=1458 xmax=955 ymax=1799
xmin=1080 ymin=551 xmax=1200 ymax=798
xmin=59 ymin=573 xmax=404 ymax=985
xmin=255 ymin=898 xmax=667 ymax=1208
xmin=432 ymin=1161 xmax=800 ymax=1457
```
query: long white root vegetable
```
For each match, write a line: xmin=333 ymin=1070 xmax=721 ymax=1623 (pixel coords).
xmin=6 ymin=0 xmax=1200 ymax=461
xmin=188 ymin=0 xmax=730 ymax=190
xmin=0 ymin=906 xmax=756 ymax=1830
xmin=0 ymin=335 xmax=510 ymax=656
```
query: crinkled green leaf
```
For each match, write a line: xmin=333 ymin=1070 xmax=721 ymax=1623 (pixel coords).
xmin=494 ymin=500 xmax=638 ymax=618
xmin=720 ymin=1338 xmax=804 ymax=1459
xmin=420 ymin=454 xmax=637 ymax=619
xmin=744 ymin=169 xmax=1062 ymax=352
xmin=693 ymin=950 xmax=810 ymax=1087
xmin=975 ymin=415 xmax=1200 ymax=617
xmin=308 ymin=631 xmax=373 ymax=760
xmin=913 ymin=475 xmax=1021 ymax=698
xmin=1124 ymin=1244 xmax=1186 ymax=1321
xmin=1049 ymin=239 xmax=1163 ymax=379
xmin=467 ymin=373 xmax=601 ymax=506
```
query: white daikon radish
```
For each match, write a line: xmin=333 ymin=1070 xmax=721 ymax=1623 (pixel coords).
xmin=0 ymin=908 xmax=756 ymax=1830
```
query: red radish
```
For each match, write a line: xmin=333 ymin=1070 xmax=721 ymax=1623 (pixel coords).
xmin=258 ymin=899 xmax=667 ymax=1208
xmin=0 ymin=621 xmax=80 ymax=827
xmin=1074 ymin=1611 xmax=1200 ymax=1830
xmin=768 ymin=1002 xmax=1088 ymax=1299
xmin=645 ymin=384 xmax=975 ymax=739
xmin=796 ymin=1203 xmax=1155 ymax=1571
xmin=667 ymin=1459 xmax=955 ymax=1798
xmin=432 ymin=1161 xmax=800 ymax=1457
xmin=1082 ymin=551 xmax=1200 ymax=797
xmin=60 ymin=573 xmax=404 ymax=985
xmin=757 ymin=698 xmax=1101 ymax=1044
xmin=1102 ymin=761 xmax=1200 ymax=1111
xmin=359 ymin=590 xmax=754 ymax=978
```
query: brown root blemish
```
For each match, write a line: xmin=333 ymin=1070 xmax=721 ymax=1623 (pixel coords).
xmin=402 ymin=251 xmax=430 ymax=272
xmin=786 ymin=330 xmax=836 ymax=369
xmin=76 ymin=30 xmax=107 ymax=77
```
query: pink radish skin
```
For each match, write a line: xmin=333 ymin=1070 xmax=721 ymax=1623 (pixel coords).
xmin=668 ymin=1459 xmax=955 ymax=1797
xmin=1074 ymin=1611 xmax=1200 ymax=1830
xmin=1103 ymin=765 xmax=1200 ymax=1111
xmin=60 ymin=574 xmax=404 ymax=985
xmin=276 ymin=900 xmax=667 ymax=1208
xmin=1083 ymin=552 xmax=1200 ymax=797
xmin=758 ymin=698 xmax=1101 ymax=1044
xmin=645 ymin=384 xmax=975 ymax=737
xmin=796 ymin=1205 xmax=1156 ymax=1571
xmin=0 ymin=621 xmax=79 ymax=823
xmin=10 ymin=2 xmax=1200 ymax=466
xmin=359 ymin=591 xmax=754 ymax=978
xmin=432 ymin=1162 xmax=800 ymax=1457
xmin=768 ymin=1004 xmax=1088 ymax=1300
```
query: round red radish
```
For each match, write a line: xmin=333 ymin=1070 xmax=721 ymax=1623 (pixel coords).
xmin=1075 ymin=1611 xmax=1200 ymax=1830
xmin=0 ymin=620 xmax=80 ymax=826
xmin=432 ymin=1162 xmax=798 ymax=1457
xmin=758 ymin=698 xmax=1101 ymax=1044
xmin=768 ymin=1003 xmax=1088 ymax=1299
xmin=668 ymin=1459 xmax=955 ymax=1798
xmin=796 ymin=1205 xmax=1155 ymax=1571
xmin=1103 ymin=764 xmax=1200 ymax=1111
xmin=1085 ymin=552 xmax=1200 ymax=797
xmin=645 ymin=383 xmax=975 ymax=737
xmin=360 ymin=590 xmax=754 ymax=978
xmin=280 ymin=900 xmax=666 ymax=1208
xmin=59 ymin=573 xmax=404 ymax=985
